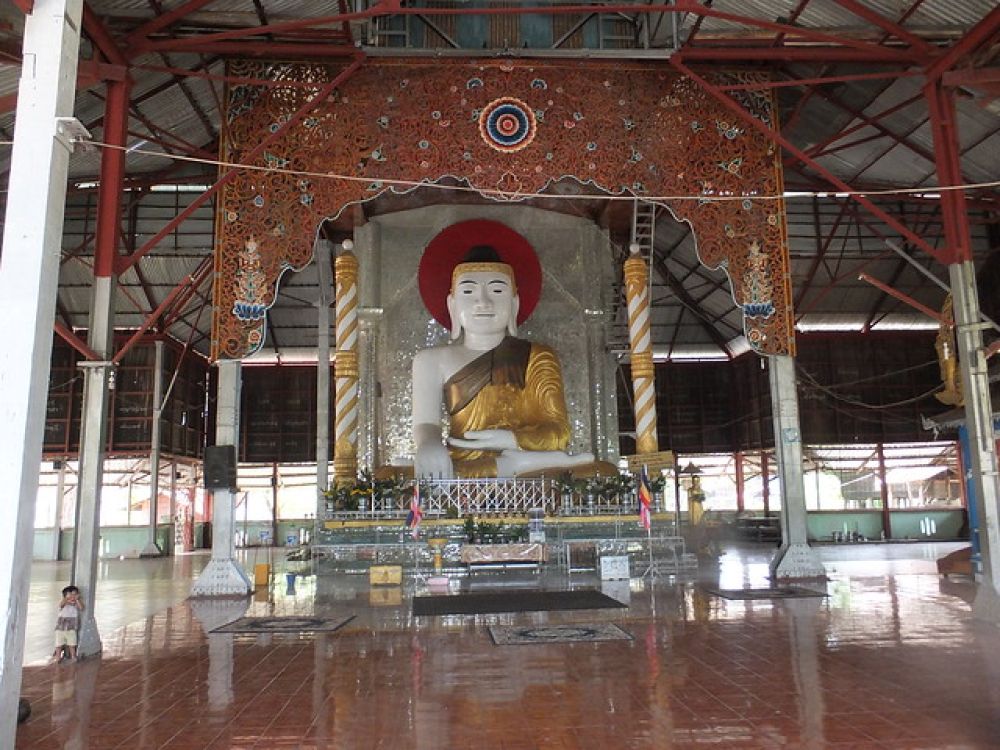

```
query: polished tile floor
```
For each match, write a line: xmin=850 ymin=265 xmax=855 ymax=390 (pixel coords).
xmin=16 ymin=541 xmax=1000 ymax=749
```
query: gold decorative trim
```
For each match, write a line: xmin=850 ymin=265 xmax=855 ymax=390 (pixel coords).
xmin=451 ymin=262 xmax=517 ymax=293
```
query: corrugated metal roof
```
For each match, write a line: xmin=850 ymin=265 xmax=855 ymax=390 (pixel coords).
xmin=0 ymin=1 xmax=996 ymax=358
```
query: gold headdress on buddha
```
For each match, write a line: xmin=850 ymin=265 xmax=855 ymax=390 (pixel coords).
xmin=450 ymin=245 xmax=517 ymax=295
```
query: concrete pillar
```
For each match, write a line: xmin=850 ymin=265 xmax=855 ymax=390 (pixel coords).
xmin=585 ymin=309 xmax=608 ymax=459
xmin=74 ymin=69 xmax=131 ymax=657
xmin=356 ymin=225 xmax=381 ymax=470
xmin=169 ymin=459 xmax=177 ymax=553
xmin=315 ymin=238 xmax=334 ymax=505
xmin=949 ymin=262 xmax=1000 ymax=618
xmin=73 ymin=275 xmax=116 ymax=658
xmin=192 ymin=360 xmax=251 ymax=596
xmin=767 ymin=355 xmax=825 ymax=579
xmin=142 ymin=340 xmax=165 ymax=556
xmin=50 ymin=459 xmax=67 ymax=561
xmin=0 ymin=4 xmax=84 ymax=736
xmin=190 ymin=599 xmax=248 ymax=712
xmin=358 ymin=314 xmax=380 ymax=470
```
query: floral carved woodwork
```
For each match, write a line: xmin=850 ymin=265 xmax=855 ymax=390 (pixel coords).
xmin=213 ymin=59 xmax=794 ymax=360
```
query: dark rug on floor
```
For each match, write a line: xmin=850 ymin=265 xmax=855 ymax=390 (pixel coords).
xmin=212 ymin=615 xmax=356 ymax=634
xmin=704 ymin=587 xmax=828 ymax=600
xmin=413 ymin=589 xmax=627 ymax=616
xmin=489 ymin=623 xmax=633 ymax=645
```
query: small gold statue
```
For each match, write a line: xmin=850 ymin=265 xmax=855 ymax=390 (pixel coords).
xmin=934 ymin=294 xmax=963 ymax=407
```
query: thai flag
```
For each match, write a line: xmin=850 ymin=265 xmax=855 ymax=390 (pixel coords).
xmin=638 ymin=467 xmax=653 ymax=531
xmin=406 ymin=484 xmax=423 ymax=539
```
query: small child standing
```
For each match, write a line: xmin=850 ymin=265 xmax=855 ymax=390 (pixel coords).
xmin=52 ymin=585 xmax=84 ymax=663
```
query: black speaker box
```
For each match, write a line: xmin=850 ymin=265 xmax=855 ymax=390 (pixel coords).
xmin=203 ymin=445 xmax=237 ymax=490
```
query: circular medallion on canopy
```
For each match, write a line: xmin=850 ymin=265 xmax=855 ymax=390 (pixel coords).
xmin=479 ymin=97 xmax=537 ymax=153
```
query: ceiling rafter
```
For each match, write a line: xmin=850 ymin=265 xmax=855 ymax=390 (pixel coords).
xmin=650 ymin=254 xmax=731 ymax=353
xmin=800 ymin=92 xmax=924 ymax=161
xmin=862 ymin=203 xmax=943 ymax=330
xmin=114 ymin=57 xmax=366 ymax=276
xmin=780 ymin=1 xmax=928 ymax=133
xmin=795 ymin=198 xmax=850 ymax=311
xmin=830 ymin=0 xmax=934 ymax=56
xmin=122 ymin=3 xmax=928 ymax=65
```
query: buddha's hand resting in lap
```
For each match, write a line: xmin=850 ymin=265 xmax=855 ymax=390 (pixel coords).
xmin=414 ymin=441 xmax=455 ymax=479
xmin=447 ymin=429 xmax=519 ymax=452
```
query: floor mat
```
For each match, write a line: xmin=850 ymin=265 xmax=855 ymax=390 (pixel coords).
xmin=211 ymin=615 xmax=356 ymax=633
xmin=703 ymin=586 xmax=828 ymax=600
xmin=489 ymin=623 xmax=633 ymax=645
xmin=413 ymin=588 xmax=627 ymax=616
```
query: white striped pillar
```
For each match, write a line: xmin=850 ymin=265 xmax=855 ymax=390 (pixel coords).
xmin=334 ymin=248 xmax=359 ymax=483
xmin=624 ymin=245 xmax=659 ymax=455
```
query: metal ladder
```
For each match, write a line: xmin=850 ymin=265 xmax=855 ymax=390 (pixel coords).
xmin=631 ymin=199 xmax=657 ymax=257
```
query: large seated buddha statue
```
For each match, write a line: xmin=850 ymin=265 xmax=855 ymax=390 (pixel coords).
xmin=412 ymin=244 xmax=597 ymax=479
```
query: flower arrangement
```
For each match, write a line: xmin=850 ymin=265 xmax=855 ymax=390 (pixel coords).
xmin=462 ymin=517 xmax=528 ymax=544
xmin=322 ymin=470 xmax=411 ymax=514
xmin=556 ymin=470 xmax=638 ymax=503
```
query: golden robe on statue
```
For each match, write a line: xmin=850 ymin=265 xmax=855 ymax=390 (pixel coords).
xmin=444 ymin=336 xmax=571 ymax=477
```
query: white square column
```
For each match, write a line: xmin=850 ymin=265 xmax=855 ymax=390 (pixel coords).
xmin=0 ymin=0 xmax=83 ymax=743
xmin=767 ymin=355 xmax=825 ymax=579
xmin=192 ymin=359 xmax=252 ymax=596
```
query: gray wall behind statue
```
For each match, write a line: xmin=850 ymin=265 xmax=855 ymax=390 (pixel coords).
xmin=355 ymin=204 xmax=619 ymax=468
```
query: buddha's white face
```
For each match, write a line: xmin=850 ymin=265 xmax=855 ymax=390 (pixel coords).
xmin=447 ymin=270 xmax=518 ymax=340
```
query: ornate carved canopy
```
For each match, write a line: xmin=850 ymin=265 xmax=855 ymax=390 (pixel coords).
xmin=212 ymin=59 xmax=794 ymax=360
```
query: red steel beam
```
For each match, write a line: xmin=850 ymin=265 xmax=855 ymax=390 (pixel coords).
xmin=114 ymin=56 xmax=365 ymax=275
xmin=162 ymin=270 xmax=211 ymax=330
xmin=720 ymin=69 xmax=920 ymax=92
xmin=81 ymin=4 xmax=128 ymax=65
xmin=677 ymin=45 xmax=914 ymax=63
xmin=862 ymin=204 xmax=943 ymax=329
xmin=93 ymin=78 xmax=131 ymax=279
xmin=133 ymin=39 xmax=914 ymax=64
xmin=54 ymin=321 xmax=101 ymax=362
xmin=770 ymin=0 xmax=812 ymax=49
xmin=130 ymin=63 xmax=330 ymax=90
xmin=127 ymin=4 xmax=924 ymax=64
xmin=831 ymin=0 xmax=934 ymax=55
xmin=810 ymin=132 xmax=888 ymax=160
xmin=795 ymin=200 xmax=950 ymax=317
xmin=797 ymin=92 xmax=923 ymax=162
xmin=122 ymin=0 xmax=218 ymax=49
xmin=132 ymin=40 xmax=360 ymax=59
xmin=0 ymin=59 xmax=126 ymax=115
xmin=780 ymin=0 xmax=927 ymax=133
xmin=112 ymin=258 xmax=213 ymax=366
xmin=809 ymin=90 xmax=934 ymax=167
xmin=670 ymin=58 xmax=949 ymax=265
xmin=857 ymin=272 xmax=947 ymax=323
xmin=155 ymin=256 xmax=213 ymax=330
xmin=925 ymin=82 xmax=972 ymax=265
xmin=943 ymin=67 xmax=1000 ymax=88
xmin=795 ymin=200 xmax=850 ymax=310
xmin=925 ymin=5 xmax=1000 ymax=81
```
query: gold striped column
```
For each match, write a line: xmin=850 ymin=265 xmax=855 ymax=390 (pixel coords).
xmin=624 ymin=244 xmax=659 ymax=455
xmin=334 ymin=248 xmax=359 ymax=483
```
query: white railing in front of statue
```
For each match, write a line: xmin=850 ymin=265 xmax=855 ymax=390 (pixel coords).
xmin=421 ymin=478 xmax=555 ymax=516
xmin=326 ymin=479 xmax=663 ymax=519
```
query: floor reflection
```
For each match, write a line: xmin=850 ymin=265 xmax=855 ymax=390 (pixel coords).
xmin=17 ymin=540 xmax=999 ymax=749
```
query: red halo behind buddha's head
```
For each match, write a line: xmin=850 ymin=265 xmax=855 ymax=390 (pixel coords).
xmin=418 ymin=219 xmax=542 ymax=331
